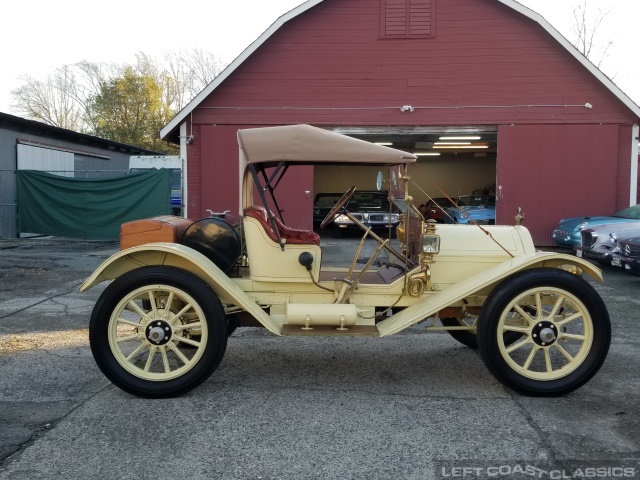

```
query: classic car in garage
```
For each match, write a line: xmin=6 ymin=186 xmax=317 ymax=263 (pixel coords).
xmin=443 ymin=195 xmax=496 ymax=225
xmin=332 ymin=190 xmax=400 ymax=237
xmin=419 ymin=197 xmax=456 ymax=223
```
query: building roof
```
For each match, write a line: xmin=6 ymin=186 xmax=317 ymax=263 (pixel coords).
xmin=160 ymin=0 xmax=640 ymax=141
xmin=0 ymin=112 xmax=164 ymax=155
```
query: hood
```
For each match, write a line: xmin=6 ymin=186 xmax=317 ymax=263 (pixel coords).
xmin=559 ymin=216 xmax=639 ymax=229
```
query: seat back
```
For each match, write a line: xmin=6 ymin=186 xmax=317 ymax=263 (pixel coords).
xmin=243 ymin=206 xmax=320 ymax=246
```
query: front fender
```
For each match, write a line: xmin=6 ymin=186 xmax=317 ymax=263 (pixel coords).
xmin=80 ymin=243 xmax=280 ymax=335
xmin=376 ymin=251 xmax=603 ymax=337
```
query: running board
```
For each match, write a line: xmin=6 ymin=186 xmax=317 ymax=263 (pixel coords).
xmin=281 ymin=325 xmax=380 ymax=337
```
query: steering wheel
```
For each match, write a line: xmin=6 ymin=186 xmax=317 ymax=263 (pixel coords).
xmin=320 ymin=186 xmax=356 ymax=229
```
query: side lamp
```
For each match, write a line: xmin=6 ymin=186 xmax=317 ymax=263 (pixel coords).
xmin=422 ymin=220 xmax=440 ymax=257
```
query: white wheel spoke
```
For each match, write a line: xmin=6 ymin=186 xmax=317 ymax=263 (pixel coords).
xmin=559 ymin=333 xmax=586 ymax=342
xmin=173 ymin=322 xmax=202 ymax=332
xmin=167 ymin=342 xmax=190 ymax=365
xmin=523 ymin=346 xmax=538 ymax=370
xmin=553 ymin=342 xmax=575 ymax=362
xmin=544 ymin=348 xmax=553 ymax=373
xmin=164 ymin=292 xmax=175 ymax=318
xmin=116 ymin=317 xmax=144 ymax=328
xmin=555 ymin=312 xmax=583 ymax=327
xmin=506 ymin=337 xmax=532 ymax=354
xmin=126 ymin=301 xmax=149 ymax=320
xmin=148 ymin=291 xmax=159 ymax=317
xmin=548 ymin=296 xmax=564 ymax=319
xmin=161 ymin=347 xmax=171 ymax=374
xmin=513 ymin=305 xmax=534 ymax=324
xmin=125 ymin=343 xmax=147 ymax=362
xmin=116 ymin=334 xmax=140 ymax=343
xmin=503 ymin=325 xmax=530 ymax=334
xmin=176 ymin=336 xmax=201 ymax=348
xmin=169 ymin=303 xmax=194 ymax=324
xmin=534 ymin=292 xmax=542 ymax=320
xmin=144 ymin=346 xmax=157 ymax=372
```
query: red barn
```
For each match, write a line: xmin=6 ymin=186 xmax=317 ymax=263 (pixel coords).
xmin=160 ymin=0 xmax=640 ymax=246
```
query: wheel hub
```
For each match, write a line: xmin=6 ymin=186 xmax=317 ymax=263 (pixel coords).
xmin=532 ymin=321 xmax=557 ymax=346
xmin=146 ymin=320 xmax=172 ymax=345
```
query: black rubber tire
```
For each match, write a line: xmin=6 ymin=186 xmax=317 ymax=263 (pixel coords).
xmin=477 ymin=268 xmax=611 ymax=396
xmin=89 ymin=266 xmax=227 ymax=398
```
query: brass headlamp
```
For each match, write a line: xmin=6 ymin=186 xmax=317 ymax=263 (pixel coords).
xmin=408 ymin=220 xmax=440 ymax=296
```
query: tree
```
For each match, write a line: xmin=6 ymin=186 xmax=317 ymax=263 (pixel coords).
xmin=571 ymin=0 xmax=613 ymax=69
xmin=9 ymin=49 xmax=225 ymax=151
xmin=87 ymin=67 xmax=176 ymax=153
xmin=11 ymin=65 xmax=85 ymax=131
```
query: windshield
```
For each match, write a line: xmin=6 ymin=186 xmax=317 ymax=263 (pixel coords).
xmin=348 ymin=192 xmax=392 ymax=212
xmin=458 ymin=195 xmax=496 ymax=207
xmin=314 ymin=194 xmax=343 ymax=208
xmin=612 ymin=205 xmax=640 ymax=219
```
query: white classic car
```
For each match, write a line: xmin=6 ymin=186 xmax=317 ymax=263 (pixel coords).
xmin=82 ymin=125 xmax=611 ymax=398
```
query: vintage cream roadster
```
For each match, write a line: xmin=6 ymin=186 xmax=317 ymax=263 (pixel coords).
xmin=81 ymin=125 xmax=611 ymax=398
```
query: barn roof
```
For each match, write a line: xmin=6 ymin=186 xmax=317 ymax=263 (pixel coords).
xmin=160 ymin=0 xmax=640 ymax=141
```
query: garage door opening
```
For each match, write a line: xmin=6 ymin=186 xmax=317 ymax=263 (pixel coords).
xmin=313 ymin=127 xmax=498 ymax=229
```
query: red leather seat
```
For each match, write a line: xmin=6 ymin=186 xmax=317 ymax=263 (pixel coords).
xmin=244 ymin=206 xmax=320 ymax=246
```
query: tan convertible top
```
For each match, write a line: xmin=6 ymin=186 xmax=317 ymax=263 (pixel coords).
xmin=237 ymin=124 xmax=416 ymax=166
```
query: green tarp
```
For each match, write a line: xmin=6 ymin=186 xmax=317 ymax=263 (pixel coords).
xmin=17 ymin=169 xmax=171 ymax=239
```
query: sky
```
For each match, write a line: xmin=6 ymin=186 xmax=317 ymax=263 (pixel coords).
xmin=1 ymin=0 xmax=638 ymax=113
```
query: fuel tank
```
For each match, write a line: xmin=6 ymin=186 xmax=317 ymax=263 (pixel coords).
xmin=181 ymin=213 xmax=243 ymax=272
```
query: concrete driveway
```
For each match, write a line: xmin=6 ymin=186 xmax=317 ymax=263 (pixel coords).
xmin=0 ymin=237 xmax=639 ymax=479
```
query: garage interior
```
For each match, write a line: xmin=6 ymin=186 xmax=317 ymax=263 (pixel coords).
xmin=313 ymin=127 xmax=498 ymax=208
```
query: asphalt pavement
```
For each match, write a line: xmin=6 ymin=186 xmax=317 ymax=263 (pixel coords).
xmin=0 ymin=235 xmax=639 ymax=479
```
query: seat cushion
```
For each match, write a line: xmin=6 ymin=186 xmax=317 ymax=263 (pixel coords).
xmin=243 ymin=206 xmax=320 ymax=246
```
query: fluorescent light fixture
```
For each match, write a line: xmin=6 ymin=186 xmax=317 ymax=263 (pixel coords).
xmin=433 ymin=145 xmax=489 ymax=149
xmin=374 ymin=142 xmax=393 ymax=146
xmin=434 ymin=141 xmax=471 ymax=145
xmin=439 ymin=136 xmax=481 ymax=140
xmin=414 ymin=152 xmax=441 ymax=156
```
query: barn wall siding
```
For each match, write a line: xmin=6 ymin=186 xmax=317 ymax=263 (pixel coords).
xmin=184 ymin=0 xmax=638 ymax=239
xmin=194 ymin=0 xmax=633 ymax=127
xmin=496 ymin=124 xmax=619 ymax=245
xmin=200 ymin=125 xmax=241 ymax=216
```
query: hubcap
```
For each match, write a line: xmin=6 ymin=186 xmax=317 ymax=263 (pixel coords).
xmin=146 ymin=320 xmax=172 ymax=345
xmin=532 ymin=321 xmax=558 ymax=346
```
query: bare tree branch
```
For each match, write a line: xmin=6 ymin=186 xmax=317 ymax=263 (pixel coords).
xmin=9 ymin=49 xmax=227 ymax=146
xmin=571 ymin=0 xmax=614 ymax=70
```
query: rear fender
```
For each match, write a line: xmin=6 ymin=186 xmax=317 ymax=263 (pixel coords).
xmin=376 ymin=252 xmax=602 ymax=337
xmin=80 ymin=243 xmax=280 ymax=335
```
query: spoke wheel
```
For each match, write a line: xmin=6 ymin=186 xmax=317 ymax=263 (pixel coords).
xmin=478 ymin=269 xmax=610 ymax=396
xmin=90 ymin=266 xmax=227 ymax=398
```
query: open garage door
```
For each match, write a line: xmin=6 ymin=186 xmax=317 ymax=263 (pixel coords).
xmin=496 ymin=124 xmax=619 ymax=246
xmin=314 ymin=127 xmax=497 ymax=230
